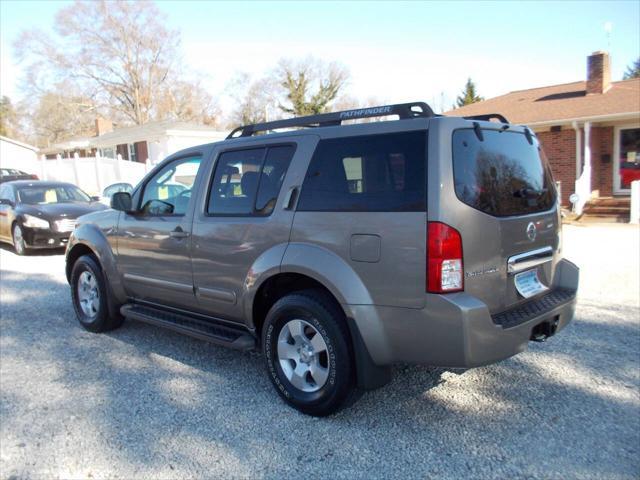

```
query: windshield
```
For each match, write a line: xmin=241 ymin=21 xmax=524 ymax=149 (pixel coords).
xmin=452 ymin=128 xmax=556 ymax=217
xmin=17 ymin=185 xmax=92 ymax=205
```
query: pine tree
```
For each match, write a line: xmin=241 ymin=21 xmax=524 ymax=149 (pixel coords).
xmin=456 ymin=78 xmax=484 ymax=107
xmin=623 ymin=58 xmax=640 ymax=80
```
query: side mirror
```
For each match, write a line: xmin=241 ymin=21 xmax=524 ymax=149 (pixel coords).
xmin=0 ymin=198 xmax=15 ymax=207
xmin=111 ymin=192 xmax=133 ymax=212
xmin=90 ymin=195 xmax=101 ymax=202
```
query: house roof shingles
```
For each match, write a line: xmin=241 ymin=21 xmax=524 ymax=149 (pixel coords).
xmin=447 ymin=78 xmax=640 ymax=125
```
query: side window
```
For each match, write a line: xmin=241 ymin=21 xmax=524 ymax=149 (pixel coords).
xmin=297 ymin=132 xmax=427 ymax=212
xmin=207 ymin=145 xmax=295 ymax=216
xmin=256 ymin=145 xmax=296 ymax=214
xmin=140 ymin=156 xmax=202 ymax=216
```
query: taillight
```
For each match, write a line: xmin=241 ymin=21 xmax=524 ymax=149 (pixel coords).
xmin=427 ymin=222 xmax=464 ymax=293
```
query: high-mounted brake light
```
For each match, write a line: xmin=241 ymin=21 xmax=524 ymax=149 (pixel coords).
xmin=427 ymin=222 xmax=464 ymax=293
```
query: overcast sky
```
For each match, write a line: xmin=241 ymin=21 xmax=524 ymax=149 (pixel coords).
xmin=1 ymin=0 xmax=639 ymax=113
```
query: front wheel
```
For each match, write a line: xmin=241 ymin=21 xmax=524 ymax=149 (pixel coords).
xmin=12 ymin=224 xmax=27 ymax=256
xmin=262 ymin=289 xmax=359 ymax=416
xmin=70 ymin=254 xmax=123 ymax=333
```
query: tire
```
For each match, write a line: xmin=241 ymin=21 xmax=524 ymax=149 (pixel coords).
xmin=70 ymin=254 xmax=123 ymax=333
xmin=262 ymin=289 xmax=359 ymax=416
xmin=12 ymin=224 xmax=28 ymax=256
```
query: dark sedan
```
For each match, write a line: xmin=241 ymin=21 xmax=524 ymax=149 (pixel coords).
xmin=0 ymin=180 xmax=107 ymax=255
xmin=0 ymin=168 xmax=38 ymax=183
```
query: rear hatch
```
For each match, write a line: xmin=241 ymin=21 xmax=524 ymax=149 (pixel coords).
xmin=432 ymin=120 xmax=560 ymax=314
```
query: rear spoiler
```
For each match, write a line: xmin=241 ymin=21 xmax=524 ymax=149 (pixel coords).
xmin=463 ymin=113 xmax=509 ymax=124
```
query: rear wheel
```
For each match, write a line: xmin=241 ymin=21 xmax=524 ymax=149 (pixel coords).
xmin=12 ymin=224 xmax=27 ymax=256
xmin=70 ymin=254 xmax=123 ymax=332
xmin=262 ymin=289 xmax=358 ymax=416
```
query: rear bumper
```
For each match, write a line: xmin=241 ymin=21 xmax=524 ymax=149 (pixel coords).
xmin=345 ymin=258 xmax=579 ymax=368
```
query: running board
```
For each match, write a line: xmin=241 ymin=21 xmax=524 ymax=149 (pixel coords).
xmin=120 ymin=304 xmax=256 ymax=351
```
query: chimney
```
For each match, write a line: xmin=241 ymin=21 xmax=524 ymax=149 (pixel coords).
xmin=95 ymin=117 xmax=113 ymax=136
xmin=586 ymin=51 xmax=611 ymax=95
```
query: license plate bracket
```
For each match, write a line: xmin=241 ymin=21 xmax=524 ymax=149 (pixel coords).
xmin=514 ymin=269 xmax=548 ymax=299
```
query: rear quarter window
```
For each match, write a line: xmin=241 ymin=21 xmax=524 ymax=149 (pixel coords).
xmin=297 ymin=131 xmax=427 ymax=212
xmin=452 ymin=128 xmax=557 ymax=217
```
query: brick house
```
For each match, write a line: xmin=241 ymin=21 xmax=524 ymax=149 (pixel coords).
xmin=448 ymin=52 xmax=640 ymax=212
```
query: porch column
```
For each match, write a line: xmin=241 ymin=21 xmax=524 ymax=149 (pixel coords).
xmin=573 ymin=122 xmax=592 ymax=215
xmin=583 ymin=121 xmax=592 ymax=194
xmin=572 ymin=121 xmax=582 ymax=181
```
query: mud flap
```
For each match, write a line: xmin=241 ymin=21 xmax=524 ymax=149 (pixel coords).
xmin=346 ymin=317 xmax=393 ymax=390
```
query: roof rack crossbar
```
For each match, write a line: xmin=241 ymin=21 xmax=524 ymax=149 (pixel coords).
xmin=226 ymin=101 xmax=435 ymax=139
xmin=463 ymin=113 xmax=509 ymax=124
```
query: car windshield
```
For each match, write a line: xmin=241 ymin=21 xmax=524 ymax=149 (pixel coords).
xmin=17 ymin=185 xmax=92 ymax=205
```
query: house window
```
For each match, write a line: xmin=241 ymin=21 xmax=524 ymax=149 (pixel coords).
xmin=128 ymin=144 xmax=137 ymax=162
xmin=99 ymin=147 xmax=116 ymax=159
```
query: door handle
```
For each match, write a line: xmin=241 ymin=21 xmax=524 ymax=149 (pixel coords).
xmin=170 ymin=227 xmax=190 ymax=239
xmin=283 ymin=186 xmax=299 ymax=210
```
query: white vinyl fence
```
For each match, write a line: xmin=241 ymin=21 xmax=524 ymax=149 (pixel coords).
xmin=38 ymin=154 xmax=149 ymax=195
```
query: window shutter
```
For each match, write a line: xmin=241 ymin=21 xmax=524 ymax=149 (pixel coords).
xmin=134 ymin=141 xmax=148 ymax=163
xmin=116 ymin=144 xmax=129 ymax=160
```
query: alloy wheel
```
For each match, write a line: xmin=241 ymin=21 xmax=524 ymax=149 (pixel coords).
xmin=277 ymin=318 xmax=330 ymax=392
xmin=77 ymin=270 xmax=100 ymax=319
xmin=13 ymin=225 xmax=25 ymax=255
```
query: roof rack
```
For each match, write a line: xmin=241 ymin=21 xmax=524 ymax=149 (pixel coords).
xmin=226 ymin=101 xmax=435 ymax=139
xmin=463 ymin=113 xmax=509 ymax=124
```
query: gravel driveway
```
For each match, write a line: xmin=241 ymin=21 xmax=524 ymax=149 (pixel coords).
xmin=1 ymin=224 xmax=638 ymax=479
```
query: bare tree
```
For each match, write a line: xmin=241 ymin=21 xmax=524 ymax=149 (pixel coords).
xmin=157 ymin=79 xmax=220 ymax=127
xmin=274 ymin=58 xmax=349 ymax=116
xmin=226 ymin=73 xmax=280 ymax=126
xmin=28 ymin=90 xmax=98 ymax=146
xmin=14 ymin=0 xmax=216 ymax=127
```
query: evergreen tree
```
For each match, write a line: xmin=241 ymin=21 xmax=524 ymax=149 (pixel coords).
xmin=275 ymin=58 xmax=349 ymax=116
xmin=0 ymin=96 xmax=19 ymax=138
xmin=456 ymin=78 xmax=484 ymax=107
xmin=623 ymin=58 xmax=640 ymax=80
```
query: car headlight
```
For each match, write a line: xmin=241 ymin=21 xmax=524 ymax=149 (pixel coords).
xmin=23 ymin=214 xmax=50 ymax=229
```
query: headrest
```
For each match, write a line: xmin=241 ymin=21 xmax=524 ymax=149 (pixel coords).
xmin=241 ymin=171 xmax=260 ymax=196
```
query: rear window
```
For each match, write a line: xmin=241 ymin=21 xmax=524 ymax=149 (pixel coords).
xmin=297 ymin=131 xmax=427 ymax=212
xmin=452 ymin=128 xmax=556 ymax=217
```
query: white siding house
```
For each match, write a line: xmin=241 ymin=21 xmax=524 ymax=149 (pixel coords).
xmin=0 ymin=135 xmax=39 ymax=174
xmin=40 ymin=120 xmax=227 ymax=166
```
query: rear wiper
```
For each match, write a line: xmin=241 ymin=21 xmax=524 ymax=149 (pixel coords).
xmin=513 ymin=188 xmax=547 ymax=199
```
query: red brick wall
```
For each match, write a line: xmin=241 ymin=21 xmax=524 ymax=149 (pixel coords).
xmin=537 ymin=126 xmax=614 ymax=205
xmin=537 ymin=129 xmax=576 ymax=206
